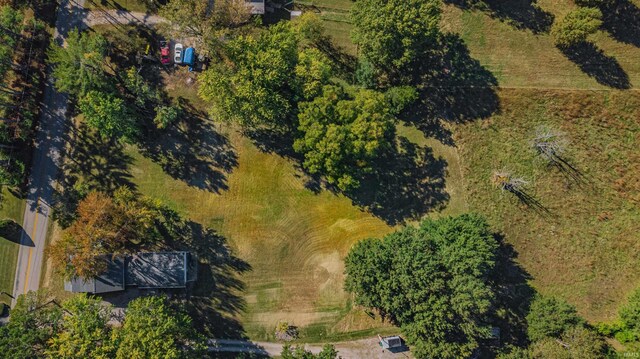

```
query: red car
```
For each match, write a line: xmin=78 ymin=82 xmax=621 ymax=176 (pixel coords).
xmin=160 ymin=41 xmax=170 ymax=65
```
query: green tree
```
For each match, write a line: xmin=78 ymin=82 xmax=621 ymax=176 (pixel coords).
xmin=46 ymin=294 xmax=114 ymax=359
xmin=551 ymin=7 xmax=603 ymax=48
xmin=281 ymin=344 xmax=338 ymax=359
xmin=351 ymin=0 xmax=442 ymax=77
xmin=529 ymin=326 xmax=609 ymax=359
xmin=112 ymin=296 xmax=204 ymax=359
xmin=620 ymin=288 xmax=640 ymax=332
xmin=0 ymin=290 xmax=63 ymax=358
xmin=526 ymin=295 xmax=583 ymax=342
xmin=344 ymin=214 xmax=498 ymax=359
xmin=48 ymin=30 xmax=108 ymax=96
xmin=198 ymin=22 xmax=302 ymax=129
xmin=78 ymin=91 xmax=137 ymax=142
xmin=293 ymin=85 xmax=395 ymax=191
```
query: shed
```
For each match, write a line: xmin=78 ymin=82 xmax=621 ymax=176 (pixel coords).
xmin=379 ymin=335 xmax=403 ymax=349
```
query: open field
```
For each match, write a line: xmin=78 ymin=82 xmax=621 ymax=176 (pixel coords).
xmin=126 ymin=90 xmax=463 ymax=340
xmin=455 ymin=89 xmax=640 ymax=321
xmin=0 ymin=190 xmax=25 ymax=305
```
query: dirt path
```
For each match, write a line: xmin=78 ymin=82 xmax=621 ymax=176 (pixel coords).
xmin=209 ymin=338 xmax=412 ymax=359
xmin=83 ymin=10 xmax=167 ymax=27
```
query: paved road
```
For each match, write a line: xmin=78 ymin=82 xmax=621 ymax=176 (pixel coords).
xmin=209 ymin=338 xmax=412 ymax=359
xmin=11 ymin=0 xmax=86 ymax=305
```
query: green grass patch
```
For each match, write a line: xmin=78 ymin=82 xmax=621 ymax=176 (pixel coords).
xmin=0 ymin=189 xmax=25 ymax=305
xmin=85 ymin=0 xmax=150 ymax=13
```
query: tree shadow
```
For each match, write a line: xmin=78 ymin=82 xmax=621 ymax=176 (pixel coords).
xmin=314 ymin=36 xmax=358 ymax=82
xmin=601 ymin=0 xmax=640 ymax=47
xmin=0 ymin=220 xmax=33 ymax=247
xmin=52 ymin=122 xmax=135 ymax=227
xmin=138 ymin=100 xmax=238 ymax=193
xmin=486 ymin=234 xmax=536 ymax=353
xmin=560 ymin=42 xmax=630 ymax=89
xmin=154 ymin=210 xmax=251 ymax=339
xmin=445 ymin=0 xmax=554 ymax=34
xmin=417 ymin=34 xmax=500 ymax=123
xmin=348 ymin=137 xmax=450 ymax=225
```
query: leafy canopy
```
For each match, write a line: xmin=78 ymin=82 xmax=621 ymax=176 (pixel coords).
xmin=47 ymin=188 xmax=159 ymax=279
xmin=526 ymin=295 xmax=583 ymax=342
xmin=45 ymin=294 xmax=114 ymax=359
xmin=551 ymin=7 xmax=603 ymax=48
xmin=48 ymin=30 xmax=108 ymax=96
xmin=198 ymin=21 xmax=332 ymax=129
xmin=113 ymin=296 xmax=204 ymax=359
xmin=351 ymin=0 xmax=442 ymax=76
xmin=344 ymin=214 xmax=498 ymax=359
xmin=293 ymin=85 xmax=395 ymax=191
xmin=78 ymin=90 xmax=137 ymax=142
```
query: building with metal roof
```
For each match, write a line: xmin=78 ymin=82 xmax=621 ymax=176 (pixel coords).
xmin=64 ymin=252 xmax=197 ymax=294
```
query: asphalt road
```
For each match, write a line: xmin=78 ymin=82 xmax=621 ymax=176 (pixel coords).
xmin=11 ymin=0 xmax=86 ymax=305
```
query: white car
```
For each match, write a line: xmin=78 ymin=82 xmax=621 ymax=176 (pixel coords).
xmin=174 ymin=43 xmax=183 ymax=64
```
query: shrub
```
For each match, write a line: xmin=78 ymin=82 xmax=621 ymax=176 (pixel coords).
xmin=526 ymin=295 xmax=583 ymax=341
xmin=551 ymin=7 xmax=603 ymax=48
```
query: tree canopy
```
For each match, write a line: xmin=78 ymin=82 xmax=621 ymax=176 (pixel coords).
xmin=198 ymin=21 xmax=332 ymax=129
xmin=1 ymin=292 xmax=203 ymax=359
xmin=47 ymin=188 xmax=158 ymax=279
xmin=344 ymin=214 xmax=498 ymax=359
xmin=526 ymin=295 xmax=583 ymax=342
xmin=551 ymin=7 xmax=603 ymax=48
xmin=113 ymin=296 xmax=204 ymax=359
xmin=45 ymin=295 xmax=113 ymax=359
xmin=351 ymin=0 xmax=442 ymax=77
xmin=0 ymin=291 xmax=63 ymax=358
xmin=48 ymin=30 xmax=108 ymax=96
xmin=293 ymin=85 xmax=395 ymax=191
xmin=78 ymin=90 xmax=137 ymax=142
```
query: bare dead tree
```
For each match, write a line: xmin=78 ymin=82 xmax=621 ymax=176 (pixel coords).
xmin=531 ymin=125 xmax=568 ymax=164
xmin=492 ymin=170 xmax=529 ymax=194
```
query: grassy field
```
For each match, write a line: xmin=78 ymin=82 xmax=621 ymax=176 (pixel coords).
xmin=84 ymin=0 xmax=150 ymax=13
xmin=0 ymin=190 xmax=25 ymax=305
xmin=455 ymin=89 xmax=640 ymax=321
xmin=126 ymin=104 xmax=462 ymax=340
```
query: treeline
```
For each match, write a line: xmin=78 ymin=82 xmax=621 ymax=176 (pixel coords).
xmin=0 ymin=3 xmax=49 ymax=189
xmin=0 ymin=291 xmax=205 ymax=358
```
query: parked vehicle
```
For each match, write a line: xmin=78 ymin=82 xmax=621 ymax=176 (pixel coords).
xmin=174 ymin=43 xmax=183 ymax=64
xmin=160 ymin=41 xmax=170 ymax=65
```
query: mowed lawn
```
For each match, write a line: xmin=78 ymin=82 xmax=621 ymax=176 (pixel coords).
xmin=0 ymin=189 xmax=25 ymax=305
xmin=127 ymin=116 xmax=464 ymax=340
xmin=455 ymin=89 xmax=640 ymax=321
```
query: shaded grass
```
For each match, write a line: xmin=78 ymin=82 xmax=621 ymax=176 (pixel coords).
xmin=455 ymin=89 xmax=640 ymax=322
xmin=85 ymin=0 xmax=150 ymax=13
xmin=0 ymin=189 xmax=25 ymax=305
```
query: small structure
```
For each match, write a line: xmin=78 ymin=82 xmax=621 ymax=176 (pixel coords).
xmin=379 ymin=335 xmax=403 ymax=350
xmin=246 ymin=0 xmax=265 ymax=14
xmin=183 ymin=47 xmax=195 ymax=67
xmin=64 ymin=252 xmax=197 ymax=294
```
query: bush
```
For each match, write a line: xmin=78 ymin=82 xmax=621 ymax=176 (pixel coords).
xmin=621 ymin=288 xmax=640 ymax=331
xmin=526 ymin=295 xmax=583 ymax=341
xmin=551 ymin=7 xmax=603 ymax=48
